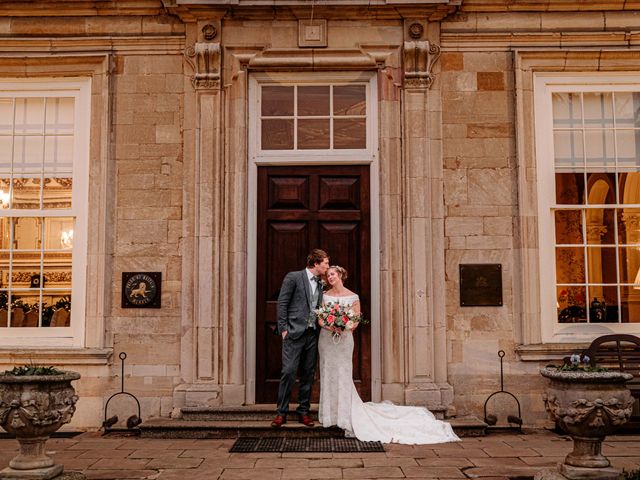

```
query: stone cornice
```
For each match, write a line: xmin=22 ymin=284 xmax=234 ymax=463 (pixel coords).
xmin=459 ymin=0 xmax=640 ymax=12
xmin=0 ymin=0 xmax=167 ymax=17
xmin=441 ymin=31 xmax=640 ymax=50
xmin=164 ymin=0 xmax=459 ymax=21
xmin=0 ymin=348 xmax=113 ymax=366
xmin=0 ymin=36 xmax=185 ymax=54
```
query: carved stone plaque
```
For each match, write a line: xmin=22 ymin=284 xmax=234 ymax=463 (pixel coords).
xmin=122 ymin=272 xmax=161 ymax=308
xmin=459 ymin=264 xmax=502 ymax=307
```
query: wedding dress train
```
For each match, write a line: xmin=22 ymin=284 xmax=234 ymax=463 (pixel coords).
xmin=318 ymin=293 xmax=460 ymax=445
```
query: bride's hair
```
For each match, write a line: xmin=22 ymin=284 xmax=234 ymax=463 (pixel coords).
xmin=330 ymin=265 xmax=348 ymax=281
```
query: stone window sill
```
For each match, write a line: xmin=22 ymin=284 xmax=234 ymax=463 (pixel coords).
xmin=515 ymin=343 xmax=590 ymax=362
xmin=0 ymin=348 xmax=112 ymax=366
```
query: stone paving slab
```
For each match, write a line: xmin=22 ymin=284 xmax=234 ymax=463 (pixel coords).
xmin=0 ymin=430 xmax=637 ymax=479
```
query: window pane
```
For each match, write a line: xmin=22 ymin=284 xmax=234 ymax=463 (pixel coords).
xmin=586 ymin=173 xmax=616 ymax=205
xmin=618 ymin=247 xmax=640 ymax=284
xmin=14 ymin=98 xmax=44 ymax=135
xmin=12 ymin=178 xmax=41 ymax=210
xmin=44 ymin=217 xmax=74 ymax=250
xmin=587 ymin=246 xmax=617 ymax=284
xmin=334 ymin=118 xmax=366 ymax=149
xmin=43 ymin=252 xmax=72 ymax=289
xmin=0 ymin=136 xmax=12 ymax=174
xmin=45 ymin=97 xmax=74 ymax=135
xmin=13 ymin=136 xmax=43 ymax=174
xmin=0 ymin=217 xmax=9 ymax=250
xmin=297 ymin=119 xmax=330 ymax=149
xmin=615 ymin=92 xmax=640 ymax=128
xmin=44 ymin=136 xmax=73 ymax=175
xmin=334 ymin=85 xmax=366 ymax=116
xmin=618 ymin=172 xmax=640 ymax=204
xmin=0 ymin=178 xmax=9 ymax=209
xmin=555 ymin=172 xmax=585 ymax=205
xmin=261 ymin=86 xmax=294 ymax=116
xmin=0 ymin=99 xmax=12 ymax=135
xmin=555 ymin=210 xmax=583 ymax=244
xmin=587 ymin=285 xmax=617 ymax=322
xmin=557 ymin=286 xmax=587 ymax=323
xmin=44 ymin=292 xmax=71 ymax=327
xmin=620 ymin=286 xmax=640 ymax=323
xmin=554 ymin=130 xmax=583 ymax=167
xmin=297 ymin=86 xmax=329 ymax=116
xmin=261 ymin=119 xmax=294 ymax=150
xmin=43 ymin=177 xmax=72 ymax=210
xmin=583 ymin=92 xmax=613 ymax=128
xmin=556 ymin=247 xmax=585 ymax=283
xmin=13 ymin=217 xmax=41 ymax=250
xmin=9 ymin=292 xmax=40 ymax=328
xmin=585 ymin=208 xmax=615 ymax=244
xmin=616 ymin=130 xmax=640 ymax=167
xmin=584 ymin=129 xmax=615 ymax=168
xmin=617 ymin=208 xmax=640 ymax=244
xmin=553 ymin=92 xmax=582 ymax=128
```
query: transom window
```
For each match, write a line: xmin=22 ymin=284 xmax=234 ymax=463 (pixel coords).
xmin=0 ymin=79 xmax=89 ymax=345
xmin=254 ymin=78 xmax=374 ymax=159
xmin=536 ymin=75 xmax=640 ymax=337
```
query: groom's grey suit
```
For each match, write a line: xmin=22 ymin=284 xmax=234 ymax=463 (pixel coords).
xmin=276 ymin=269 xmax=323 ymax=417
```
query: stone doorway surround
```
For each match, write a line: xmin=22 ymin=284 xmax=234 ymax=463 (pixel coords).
xmin=168 ymin=2 xmax=457 ymax=415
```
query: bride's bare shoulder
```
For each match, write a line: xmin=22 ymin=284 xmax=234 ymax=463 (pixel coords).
xmin=346 ymin=289 xmax=359 ymax=298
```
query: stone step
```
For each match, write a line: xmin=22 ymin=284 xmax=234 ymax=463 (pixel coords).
xmin=139 ymin=416 xmax=487 ymax=439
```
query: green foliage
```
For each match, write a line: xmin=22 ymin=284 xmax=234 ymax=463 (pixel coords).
xmin=3 ymin=364 xmax=63 ymax=376
xmin=620 ymin=469 xmax=640 ymax=480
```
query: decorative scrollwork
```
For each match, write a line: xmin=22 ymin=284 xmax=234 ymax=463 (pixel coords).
xmin=544 ymin=393 xmax=634 ymax=428
xmin=403 ymin=41 xmax=441 ymax=89
xmin=184 ymin=42 xmax=221 ymax=90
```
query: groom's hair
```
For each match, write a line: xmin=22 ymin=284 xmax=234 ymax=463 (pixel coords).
xmin=307 ymin=249 xmax=328 ymax=267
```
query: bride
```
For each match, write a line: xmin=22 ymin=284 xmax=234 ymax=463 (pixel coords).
xmin=317 ymin=265 xmax=460 ymax=444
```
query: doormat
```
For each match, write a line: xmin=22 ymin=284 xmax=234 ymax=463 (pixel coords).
xmin=230 ymin=436 xmax=384 ymax=453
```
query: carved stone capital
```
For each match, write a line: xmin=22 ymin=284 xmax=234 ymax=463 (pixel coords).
xmin=403 ymin=40 xmax=440 ymax=89
xmin=184 ymin=42 xmax=221 ymax=90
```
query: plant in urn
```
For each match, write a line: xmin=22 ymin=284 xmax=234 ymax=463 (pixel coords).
xmin=536 ymin=355 xmax=634 ymax=480
xmin=0 ymin=365 xmax=80 ymax=480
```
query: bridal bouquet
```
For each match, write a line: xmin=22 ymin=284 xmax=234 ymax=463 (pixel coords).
xmin=315 ymin=302 xmax=365 ymax=343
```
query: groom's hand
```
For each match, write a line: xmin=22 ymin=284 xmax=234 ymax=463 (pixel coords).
xmin=281 ymin=331 xmax=288 ymax=339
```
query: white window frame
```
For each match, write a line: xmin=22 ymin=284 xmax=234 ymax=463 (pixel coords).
xmin=250 ymin=72 xmax=378 ymax=163
xmin=0 ymin=78 xmax=90 ymax=348
xmin=535 ymin=72 xmax=640 ymax=343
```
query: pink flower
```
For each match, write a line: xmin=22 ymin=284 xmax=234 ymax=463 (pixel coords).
xmin=327 ymin=315 xmax=335 ymax=324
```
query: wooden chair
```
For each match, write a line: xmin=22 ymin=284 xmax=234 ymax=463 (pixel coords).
xmin=22 ymin=309 xmax=39 ymax=327
xmin=579 ymin=334 xmax=640 ymax=429
xmin=9 ymin=308 xmax=24 ymax=328
xmin=50 ymin=308 xmax=70 ymax=327
xmin=0 ymin=308 xmax=6 ymax=328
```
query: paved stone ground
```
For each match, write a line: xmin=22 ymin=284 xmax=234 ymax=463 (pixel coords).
xmin=0 ymin=430 xmax=638 ymax=479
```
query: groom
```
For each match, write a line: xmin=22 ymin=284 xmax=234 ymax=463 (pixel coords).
xmin=271 ymin=248 xmax=330 ymax=428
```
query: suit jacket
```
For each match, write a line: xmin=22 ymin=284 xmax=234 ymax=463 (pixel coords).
xmin=277 ymin=269 xmax=323 ymax=340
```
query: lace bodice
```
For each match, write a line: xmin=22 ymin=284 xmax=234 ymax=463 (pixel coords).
xmin=323 ymin=293 xmax=359 ymax=306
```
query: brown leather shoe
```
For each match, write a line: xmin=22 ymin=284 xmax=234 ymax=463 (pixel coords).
xmin=298 ymin=414 xmax=314 ymax=427
xmin=271 ymin=415 xmax=287 ymax=428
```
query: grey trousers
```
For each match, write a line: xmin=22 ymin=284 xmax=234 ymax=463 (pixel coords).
xmin=276 ymin=327 xmax=318 ymax=416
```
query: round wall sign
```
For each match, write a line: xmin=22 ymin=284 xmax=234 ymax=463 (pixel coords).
xmin=122 ymin=272 xmax=161 ymax=308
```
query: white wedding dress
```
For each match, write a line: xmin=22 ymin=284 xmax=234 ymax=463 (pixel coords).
xmin=318 ymin=293 xmax=460 ymax=445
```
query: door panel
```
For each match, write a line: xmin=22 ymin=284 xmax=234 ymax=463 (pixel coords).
xmin=256 ymin=165 xmax=371 ymax=403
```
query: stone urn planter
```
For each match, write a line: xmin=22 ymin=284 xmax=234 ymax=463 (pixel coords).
xmin=0 ymin=370 xmax=80 ymax=479
xmin=539 ymin=367 xmax=634 ymax=480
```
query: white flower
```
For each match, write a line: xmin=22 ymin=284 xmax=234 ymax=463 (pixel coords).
xmin=346 ymin=320 xmax=355 ymax=330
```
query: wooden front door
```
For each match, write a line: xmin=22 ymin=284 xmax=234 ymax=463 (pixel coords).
xmin=256 ymin=165 xmax=371 ymax=403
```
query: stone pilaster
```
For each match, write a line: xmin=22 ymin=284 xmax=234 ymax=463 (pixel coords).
xmin=401 ymin=20 xmax=453 ymax=411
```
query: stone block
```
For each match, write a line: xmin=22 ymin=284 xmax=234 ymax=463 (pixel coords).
xmin=441 ymin=71 xmax=477 ymax=92
xmin=467 ymin=122 xmax=512 ymax=138
xmin=468 ymin=168 xmax=513 ymax=205
xmin=445 ymin=217 xmax=482 ymax=237
xmin=477 ymin=72 xmax=505 ymax=91
xmin=441 ymin=52 xmax=464 ymax=71
xmin=444 ymin=168 xmax=468 ymax=205
xmin=118 ymin=219 xmax=168 ymax=244
xmin=465 ymin=235 xmax=513 ymax=250
xmin=463 ymin=52 xmax=513 ymax=73
xmin=484 ymin=216 xmax=513 ymax=236
xmin=136 ymin=74 xmax=167 ymax=93
xmin=86 ymin=17 xmax=142 ymax=35
xmin=156 ymin=125 xmax=182 ymax=144
xmin=10 ymin=17 xmax=87 ymax=35
xmin=540 ymin=11 xmax=605 ymax=31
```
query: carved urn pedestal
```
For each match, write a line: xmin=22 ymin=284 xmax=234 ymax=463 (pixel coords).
xmin=0 ymin=371 xmax=81 ymax=480
xmin=535 ymin=367 xmax=634 ymax=480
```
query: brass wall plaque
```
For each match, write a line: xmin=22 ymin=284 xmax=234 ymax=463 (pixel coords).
xmin=459 ymin=264 xmax=502 ymax=307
